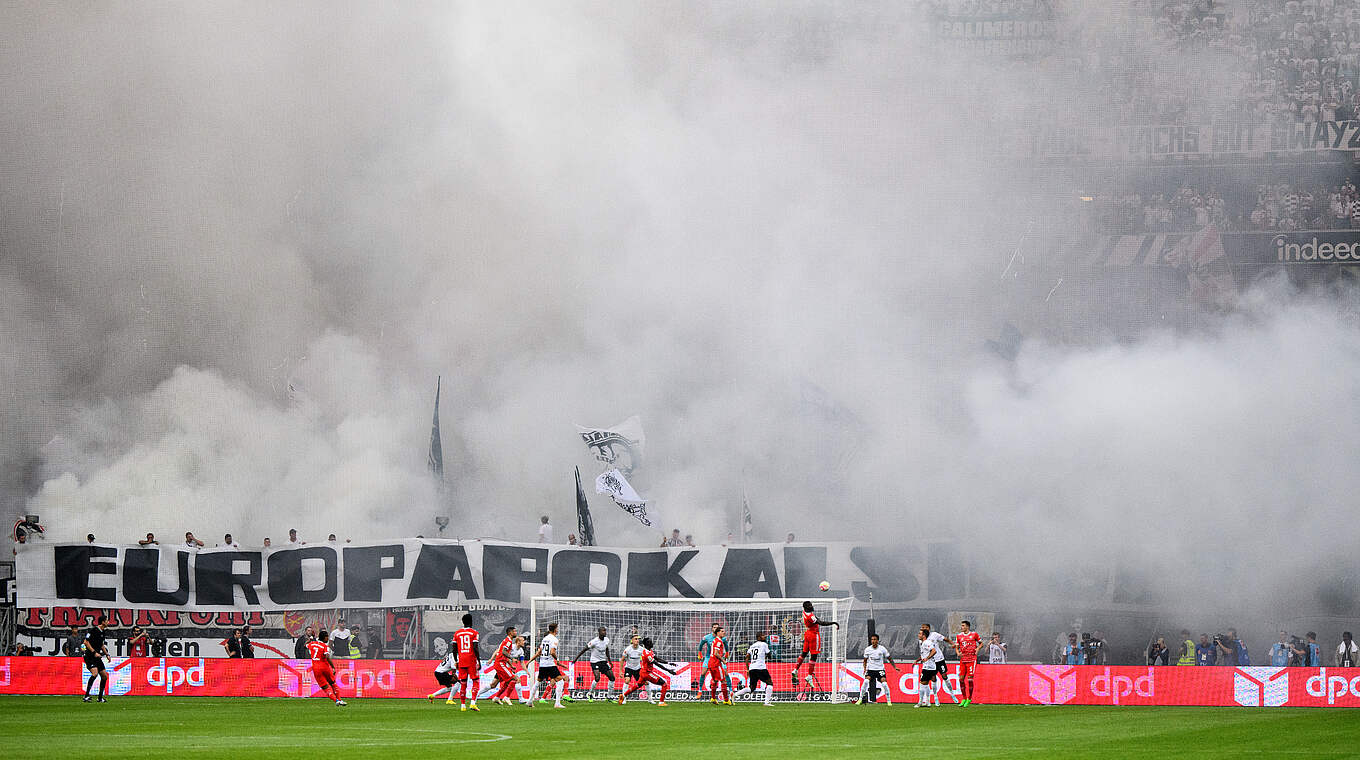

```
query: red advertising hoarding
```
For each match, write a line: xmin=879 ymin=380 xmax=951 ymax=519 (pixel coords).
xmin=974 ymin=664 xmax=1360 ymax=707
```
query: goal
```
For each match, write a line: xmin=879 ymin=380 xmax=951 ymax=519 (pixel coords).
xmin=529 ymin=596 xmax=854 ymax=703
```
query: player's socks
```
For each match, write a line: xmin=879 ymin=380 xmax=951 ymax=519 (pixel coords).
xmin=85 ymin=675 xmax=96 ymax=695
xmin=554 ymin=679 xmax=565 ymax=707
xmin=764 ymin=684 xmax=774 ymax=705
xmin=100 ymin=674 xmax=108 ymax=696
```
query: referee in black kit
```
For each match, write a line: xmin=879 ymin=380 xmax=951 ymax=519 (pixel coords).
xmin=82 ymin=615 xmax=110 ymax=703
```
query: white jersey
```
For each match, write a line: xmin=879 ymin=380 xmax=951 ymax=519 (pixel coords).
xmin=989 ymin=641 xmax=1007 ymax=663
xmin=919 ymin=639 xmax=940 ymax=669
xmin=538 ymin=634 xmax=559 ymax=666
xmin=511 ymin=645 xmax=525 ymax=662
xmin=586 ymin=636 xmax=611 ymax=663
xmin=435 ymin=653 xmax=456 ymax=674
xmin=863 ymin=644 xmax=890 ymax=670
xmin=926 ymin=631 xmax=946 ymax=662
xmin=622 ymin=644 xmax=645 ymax=670
xmin=747 ymin=640 xmax=770 ymax=670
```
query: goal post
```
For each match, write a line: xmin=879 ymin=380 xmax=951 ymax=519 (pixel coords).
xmin=529 ymin=596 xmax=854 ymax=703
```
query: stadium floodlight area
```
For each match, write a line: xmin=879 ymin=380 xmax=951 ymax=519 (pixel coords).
xmin=530 ymin=596 xmax=853 ymax=703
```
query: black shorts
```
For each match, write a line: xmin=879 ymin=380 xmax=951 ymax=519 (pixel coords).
xmin=590 ymin=661 xmax=614 ymax=678
xmin=624 ymin=667 xmax=640 ymax=682
xmin=434 ymin=671 xmax=455 ymax=687
xmin=935 ymin=660 xmax=948 ymax=676
xmin=748 ymin=668 xmax=772 ymax=687
xmin=538 ymin=665 xmax=561 ymax=680
xmin=83 ymin=654 xmax=105 ymax=671
xmin=920 ymin=668 xmax=937 ymax=684
xmin=865 ymin=669 xmax=886 ymax=681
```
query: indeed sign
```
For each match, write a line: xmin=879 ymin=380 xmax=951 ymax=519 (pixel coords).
xmin=1275 ymin=235 xmax=1360 ymax=262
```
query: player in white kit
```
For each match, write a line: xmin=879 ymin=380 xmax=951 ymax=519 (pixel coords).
xmin=572 ymin=626 xmax=615 ymax=700
xmin=733 ymin=631 xmax=775 ymax=705
xmin=914 ymin=629 xmax=941 ymax=708
xmin=859 ymin=633 xmax=895 ymax=705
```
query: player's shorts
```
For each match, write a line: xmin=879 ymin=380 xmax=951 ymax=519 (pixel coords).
xmin=456 ymin=664 xmax=478 ymax=680
xmin=643 ymin=671 xmax=667 ymax=686
xmin=935 ymin=660 xmax=948 ymax=676
xmin=865 ymin=669 xmax=886 ymax=681
xmin=748 ymin=668 xmax=772 ymax=687
xmin=624 ymin=667 xmax=640 ymax=682
xmin=919 ymin=667 xmax=937 ymax=684
xmin=538 ymin=665 xmax=561 ymax=680
xmin=591 ymin=660 xmax=613 ymax=678
xmin=312 ymin=666 xmax=336 ymax=687
xmin=957 ymin=661 xmax=976 ymax=680
xmin=493 ymin=662 xmax=515 ymax=680
xmin=82 ymin=653 xmax=105 ymax=670
xmin=434 ymin=670 xmax=455 ymax=687
xmin=803 ymin=630 xmax=821 ymax=655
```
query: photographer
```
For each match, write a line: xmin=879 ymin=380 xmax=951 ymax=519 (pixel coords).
xmin=1195 ymin=633 xmax=1217 ymax=666
xmin=1269 ymin=631 xmax=1292 ymax=667
xmin=127 ymin=626 xmax=149 ymax=658
xmin=1082 ymin=632 xmax=1106 ymax=666
xmin=1337 ymin=632 xmax=1359 ymax=667
xmin=1147 ymin=636 xmax=1169 ymax=666
xmin=1216 ymin=631 xmax=1239 ymax=666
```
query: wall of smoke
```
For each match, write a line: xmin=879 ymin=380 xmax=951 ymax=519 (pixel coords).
xmin=3 ymin=1 xmax=1359 ymax=621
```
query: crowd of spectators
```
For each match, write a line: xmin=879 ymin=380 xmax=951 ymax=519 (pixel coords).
xmin=1081 ymin=174 xmax=1360 ymax=232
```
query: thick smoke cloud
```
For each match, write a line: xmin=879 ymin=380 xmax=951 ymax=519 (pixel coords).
xmin=4 ymin=1 xmax=1360 ymax=628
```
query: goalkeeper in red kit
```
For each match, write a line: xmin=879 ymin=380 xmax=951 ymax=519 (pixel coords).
xmin=953 ymin=620 xmax=981 ymax=706
xmin=307 ymin=630 xmax=346 ymax=706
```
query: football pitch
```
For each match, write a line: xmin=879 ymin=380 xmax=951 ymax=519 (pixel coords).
xmin=1 ymin=696 xmax=1355 ymax=759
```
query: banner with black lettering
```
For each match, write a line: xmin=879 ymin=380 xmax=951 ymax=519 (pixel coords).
xmin=1023 ymin=121 xmax=1360 ymax=161
xmin=16 ymin=539 xmax=874 ymax=612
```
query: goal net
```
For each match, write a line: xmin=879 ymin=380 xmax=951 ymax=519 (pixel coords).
xmin=529 ymin=596 xmax=853 ymax=703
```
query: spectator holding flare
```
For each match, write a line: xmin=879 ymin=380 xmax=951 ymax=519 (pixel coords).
xmin=306 ymin=630 xmax=346 ymax=706
xmin=954 ymin=620 xmax=981 ymax=706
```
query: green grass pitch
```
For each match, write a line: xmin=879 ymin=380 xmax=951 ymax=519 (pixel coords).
xmin=1 ymin=696 xmax=1356 ymax=759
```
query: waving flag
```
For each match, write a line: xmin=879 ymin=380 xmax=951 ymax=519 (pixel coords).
xmin=577 ymin=416 xmax=645 ymax=475
xmin=595 ymin=468 xmax=654 ymax=527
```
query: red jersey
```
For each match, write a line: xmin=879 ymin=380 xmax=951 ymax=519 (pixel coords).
xmin=493 ymin=636 xmax=515 ymax=665
xmin=955 ymin=631 xmax=981 ymax=663
xmin=708 ymin=637 xmax=727 ymax=668
xmin=306 ymin=640 xmax=331 ymax=666
xmin=453 ymin=626 xmax=480 ymax=668
xmin=639 ymin=649 xmax=657 ymax=677
xmin=803 ymin=610 xmax=817 ymax=631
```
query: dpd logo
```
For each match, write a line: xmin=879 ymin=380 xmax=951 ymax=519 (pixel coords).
xmin=1027 ymin=665 xmax=1077 ymax=705
xmin=1233 ymin=667 xmax=1288 ymax=707
xmin=147 ymin=658 xmax=204 ymax=694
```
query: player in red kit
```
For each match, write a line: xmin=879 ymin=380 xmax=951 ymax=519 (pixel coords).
xmin=307 ymin=630 xmax=346 ymax=706
xmin=792 ymin=600 xmax=839 ymax=690
xmin=451 ymin=613 xmax=481 ymax=711
xmin=489 ymin=625 xmax=519 ymax=705
xmin=617 ymin=637 xmax=676 ymax=707
xmin=953 ymin=620 xmax=981 ymax=706
xmin=706 ymin=627 xmax=731 ymax=705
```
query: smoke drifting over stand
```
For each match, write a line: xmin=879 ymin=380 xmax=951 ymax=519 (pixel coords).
xmin=4 ymin=1 xmax=1360 ymax=625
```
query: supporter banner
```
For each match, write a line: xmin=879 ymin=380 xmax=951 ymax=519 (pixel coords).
xmin=974 ymin=664 xmax=1360 ymax=707
xmin=15 ymin=539 xmax=872 ymax=612
xmin=1025 ymin=121 xmax=1360 ymax=160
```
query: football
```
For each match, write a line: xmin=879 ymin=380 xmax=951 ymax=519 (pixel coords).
xmin=818 ymin=580 xmax=830 ymax=592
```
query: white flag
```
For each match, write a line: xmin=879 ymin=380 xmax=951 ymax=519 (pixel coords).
xmin=594 ymin=468 xmax=655 ymax=527
xmin=576 ymin=416 xmax=645 ymax=475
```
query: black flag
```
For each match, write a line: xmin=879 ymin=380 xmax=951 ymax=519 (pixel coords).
xmin=428 ymin=377 xmax=444 ymax=487
xmin=575 ymin=466 xmax=596 ymax=547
